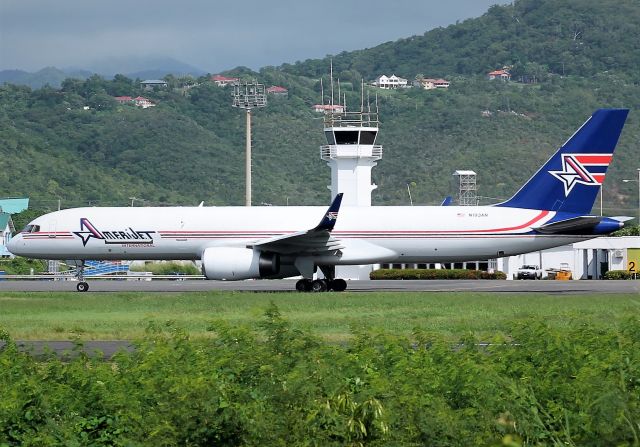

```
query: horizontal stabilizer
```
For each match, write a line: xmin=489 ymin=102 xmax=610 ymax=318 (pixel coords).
xmin=534 ymin=216 xmax=602 ymax=234
xmin=611 ymin=216 xmax=635 ymax=223
xmin=535 ymin=215 xmax=626 ymax=235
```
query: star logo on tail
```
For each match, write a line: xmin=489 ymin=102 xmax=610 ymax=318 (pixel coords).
xmin=549 ymin=154 xmax=610 ymax=196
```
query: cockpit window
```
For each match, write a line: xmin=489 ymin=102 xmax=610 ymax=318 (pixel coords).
xmin=21 ymin=224 xmax=41 ymax=233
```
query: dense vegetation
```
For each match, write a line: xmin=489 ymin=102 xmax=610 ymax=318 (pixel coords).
xmin=1 ymin=305 xmax=639 ymax=446
xmin=1 ymin=0 xmax=638 ymax=215
xmin=0 ymin=257 xmax=46 ymax=275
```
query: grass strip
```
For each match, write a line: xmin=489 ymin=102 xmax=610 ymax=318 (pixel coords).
xmin=0 ymin=291 xmax=638 ymax=341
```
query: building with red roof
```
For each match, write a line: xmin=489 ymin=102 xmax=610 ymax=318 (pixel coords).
xmin=312 ymin=104 xmax=345 ymax=113
xmin=414 ymin=78 xmax=450 ymax=90
xmin=211 ymin=75 xmax=239 ymax=87
xmin=114 ymin=96 xmax=134 ymax=104
xmin=487 ymin=69 xmax=511 ymax=81
xmin=134 ymin=96 xmax=155 ymax=108
xmin=266 ymin=86 xmax=288 ymax=96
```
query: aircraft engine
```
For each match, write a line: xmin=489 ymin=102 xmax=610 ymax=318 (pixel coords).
xmin=201 ymin=247 xmax=279 ymax=280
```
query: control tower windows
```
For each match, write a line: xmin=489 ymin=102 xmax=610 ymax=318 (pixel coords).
xmin=334 ymin=130 xmax=359 ymax=145
xmin=360 ymin=131 xmax=377 ymax=145
xmin=328 ymin=130 xmax=378 ymax=145
xmin=324 ymin=131 xmax=336 ymax=145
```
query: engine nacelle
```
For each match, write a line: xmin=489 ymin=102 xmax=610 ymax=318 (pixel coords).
xmin=201 ymin=247 xmax=279 ymax=280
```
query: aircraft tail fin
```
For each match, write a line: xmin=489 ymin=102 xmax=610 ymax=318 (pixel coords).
xmin=496 ymin=109 xmax=629 ymax=214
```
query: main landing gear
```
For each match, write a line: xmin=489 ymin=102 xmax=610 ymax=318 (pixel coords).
xmin=75 ymin=261 xmax=89 ymax=292
xmin=295 ymin=266 xmax=347 ymax=292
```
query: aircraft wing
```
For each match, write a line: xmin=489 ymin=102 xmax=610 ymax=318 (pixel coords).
xmin=247 ymin=193 xmax=344 ymax=255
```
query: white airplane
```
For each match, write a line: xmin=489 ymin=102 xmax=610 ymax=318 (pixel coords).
xmin=8 ymin=109 xmax=631 ymax=292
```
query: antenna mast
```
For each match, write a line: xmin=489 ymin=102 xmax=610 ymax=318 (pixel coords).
xmin=330 ymin=59 xmax=334 ymax=107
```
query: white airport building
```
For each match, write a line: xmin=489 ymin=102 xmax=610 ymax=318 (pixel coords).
xmin=497 ymin=236 xmax=639 ymax=279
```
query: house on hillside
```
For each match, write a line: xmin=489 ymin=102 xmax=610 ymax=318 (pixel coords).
xmin=211 ymin=75 xmax=239 ymax=87
xmin=114 ymin=96 xmax=134 ymax=105
xmin=266 ymin=86 xmax=288 ymax=96
xmin=141 ymin=79 xmax=168 ymax=89
xmin=312 ymin=104 xmax=345 ymax=113
xmin=488 ymin=69 xmax=511 ymax=81
xmin=134 ymin=96 xmax=155 ymax=108
xmin=114 ymin=96 xmax=155 ymax=108
xmin=373 ymin=74 xmax=408 ymax=89
xmin=414 ymin=78 xmax=450 ymax=90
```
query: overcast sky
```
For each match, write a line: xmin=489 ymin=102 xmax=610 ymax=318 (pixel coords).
xmin=0 ymin=0 xmax=510 ymax=73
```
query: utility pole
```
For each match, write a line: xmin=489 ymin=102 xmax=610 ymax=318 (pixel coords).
xmin=622 ymin=168 xmax=640 ymax=225
xmin=232 ymin=81 xmax=266 ymax=206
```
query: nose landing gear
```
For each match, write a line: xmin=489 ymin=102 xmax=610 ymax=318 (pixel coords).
xmin=74 ymin=260 xmax=89 ymax=292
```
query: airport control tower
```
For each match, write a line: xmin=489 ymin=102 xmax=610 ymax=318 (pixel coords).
xmin=319 ymin=81 xmax=383 ymax=279
xmin=320 ymin=94 xmax=382 ymax=206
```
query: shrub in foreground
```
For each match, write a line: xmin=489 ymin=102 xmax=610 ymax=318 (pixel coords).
xmin=604 ymin=270 xmax=638 ymax=280
xmin=1 ymin=307 xmax=638 ymax=446
xmin=370 ymin=268 xmax=507 ymax=280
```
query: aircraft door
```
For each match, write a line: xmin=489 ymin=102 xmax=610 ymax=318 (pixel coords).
xmin=176 ymin=217 xmax=186 ymax=241
xmin=48 ymin=220 xmax=57 ymax=238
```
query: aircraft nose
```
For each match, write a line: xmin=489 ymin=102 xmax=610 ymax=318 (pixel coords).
xmin=7 ymin=235 xmax=22 ymax=255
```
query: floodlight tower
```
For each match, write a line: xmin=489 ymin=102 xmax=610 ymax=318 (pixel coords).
xmin=232 ymin=81 xmax=267 ymax=206
xmin=453 ymin=170 xmax=478 ymax=206
xmin=320 ymin=81 xmax=383 ymax=206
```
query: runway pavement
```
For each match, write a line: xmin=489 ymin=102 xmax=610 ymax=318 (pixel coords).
xmin=0 ymin=278 xmax=638 ymax=294
xmin=0 ymin=340 xmax=134 ymax=359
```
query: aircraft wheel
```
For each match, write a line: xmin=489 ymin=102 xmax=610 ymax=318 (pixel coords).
xmin=295 ymin=279 xmax=312 ymax=292
xmin=77 ymin=282 xmax=89 ymax=292
xmin=330 ymin=278 xmax=347 ymax=292
xmin=311 ymin=279 xmax=328 ymax=293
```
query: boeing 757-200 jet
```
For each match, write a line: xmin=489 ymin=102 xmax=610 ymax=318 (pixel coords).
xmin=8 ymin=109 xmax=631 ymax=292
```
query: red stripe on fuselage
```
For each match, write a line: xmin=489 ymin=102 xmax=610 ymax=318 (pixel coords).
xmin=156 ymin=210 xmax=551 ymax=238
xmin=336 ymin=210 xmax=550 ymax=234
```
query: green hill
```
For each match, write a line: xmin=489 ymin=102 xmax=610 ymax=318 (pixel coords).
xmin=0 ymin=0 xmax=638 ymax=217
xmin=283 ymin=0 xmax=640 ymax=82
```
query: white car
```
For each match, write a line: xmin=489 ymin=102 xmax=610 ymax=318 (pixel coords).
xmin=517 ymin=265 xmax=543 ymax=280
